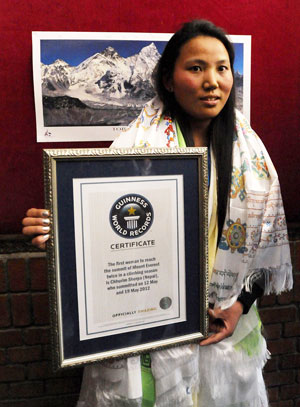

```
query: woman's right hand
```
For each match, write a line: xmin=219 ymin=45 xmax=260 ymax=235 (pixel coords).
xmin=22 ymin=208 xmax=50 ymax=250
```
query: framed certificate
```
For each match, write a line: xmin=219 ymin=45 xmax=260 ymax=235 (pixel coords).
xmin=44 ymin=147 xmax=209 ymax=369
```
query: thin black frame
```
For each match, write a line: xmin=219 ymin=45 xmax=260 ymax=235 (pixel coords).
xmin=43 ymin=147 xmax=209 ymax=369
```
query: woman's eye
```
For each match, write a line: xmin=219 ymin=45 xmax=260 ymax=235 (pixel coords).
xmin=189 ymin=66 xmax=202 ymax=72
xmin=218 ymin=65 xmax=229 ymax=72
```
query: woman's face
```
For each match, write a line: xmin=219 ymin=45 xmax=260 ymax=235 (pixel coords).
xmin=166 ymin=36 xmax=234 ymax=124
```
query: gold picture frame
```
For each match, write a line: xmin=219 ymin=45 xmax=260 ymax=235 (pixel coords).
xmin=44 ymin=147 xmax=209 ymax=369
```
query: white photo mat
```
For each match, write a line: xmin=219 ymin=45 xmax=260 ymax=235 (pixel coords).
xmin=32 ymin=32 xmax=251 ymax=142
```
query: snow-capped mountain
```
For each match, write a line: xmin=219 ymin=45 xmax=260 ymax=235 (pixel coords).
xmin=41 ymin=43 xmax=161 ymax=106
xmin=41 ymin=59 xmax=74 ymax=91
xmin=234 ymin=71 xmax=243 ymax=87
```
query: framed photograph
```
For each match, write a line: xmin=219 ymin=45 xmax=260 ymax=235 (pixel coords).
xmin=33 ymin=31 xmax=251 ymax=142
xmin=44 ymin=147 xmax=209 ymax=369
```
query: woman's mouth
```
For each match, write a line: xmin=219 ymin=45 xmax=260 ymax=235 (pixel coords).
xmin=199 ymin=96 xmax=220 ymax=106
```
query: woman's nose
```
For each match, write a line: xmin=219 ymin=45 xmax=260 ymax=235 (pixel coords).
xmin=202 ymin=70 xmax=218 ymax=90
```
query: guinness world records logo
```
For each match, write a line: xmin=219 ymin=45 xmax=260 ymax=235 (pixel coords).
xmin=110 ymin=193 xmax=154 ymax=239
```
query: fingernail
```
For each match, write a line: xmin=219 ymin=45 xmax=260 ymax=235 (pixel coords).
xmin=43 ymin=234 xmax=49 ymax=241
xmin=42 ymin=226 xmax=50 ymax=232
xmin=42 ymin=219 xmax=50 ymax=225
xmin=42 ymin=210 xmax=49 ymax=217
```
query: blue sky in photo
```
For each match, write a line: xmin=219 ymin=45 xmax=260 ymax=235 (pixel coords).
xmin=233 ymin=43 xmax=243 ymax=74
xmin=41 ymin=39 xmax=244 ymax=74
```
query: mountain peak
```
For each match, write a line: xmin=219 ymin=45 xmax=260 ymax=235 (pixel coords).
xmin=101 ymin=46 xmax=121 ymax=59
xmin=52 ymin=59 xmax=70 ymax=66
xmin=138 ymin=43 xmax=160 ymax=59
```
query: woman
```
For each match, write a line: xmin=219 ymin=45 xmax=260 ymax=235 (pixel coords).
xmin=23 ymin=20 xmax=292 ymax=406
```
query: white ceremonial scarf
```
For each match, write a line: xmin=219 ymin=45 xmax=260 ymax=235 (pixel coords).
xmin=112 ymin=96 xmax=293 ymax=308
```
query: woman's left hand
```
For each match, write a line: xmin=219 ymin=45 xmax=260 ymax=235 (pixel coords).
xmin=200 ymin=301 xmax=243 ymax=346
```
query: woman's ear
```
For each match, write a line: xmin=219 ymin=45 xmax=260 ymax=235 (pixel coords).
xmin=163 ymin=75 xmax=173 ymax=93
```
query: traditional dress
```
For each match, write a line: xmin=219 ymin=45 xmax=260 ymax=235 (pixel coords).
xmin=77 ymin=97 xmax=292 ymax=407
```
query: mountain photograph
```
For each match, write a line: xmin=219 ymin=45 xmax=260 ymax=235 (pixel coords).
xmin=40 ymin=39 xmax=244 ymax=127
xmin=41 ymin=41 xmax=162 ymax=126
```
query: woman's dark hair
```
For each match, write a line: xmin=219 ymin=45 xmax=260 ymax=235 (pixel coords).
xmin=154 ymin=19 xmax=236 ymax=243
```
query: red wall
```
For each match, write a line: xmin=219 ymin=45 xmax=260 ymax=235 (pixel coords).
xmin=1 ymin=0 xmax=299 ymax=233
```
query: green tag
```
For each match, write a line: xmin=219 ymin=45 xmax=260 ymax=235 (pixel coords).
xmin=175 ymin=121 xmax=186 ymax=147
xmin=141 ymin=354 xmax=155 ymax=407
xmin=234 ymin=306 xmax=263 ymax=357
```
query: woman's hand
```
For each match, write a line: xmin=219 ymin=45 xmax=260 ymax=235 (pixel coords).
xmin=200 ymin=300 xmax=243 ymax=346
xmin=22 ymin=208 xmax=50 ymax=250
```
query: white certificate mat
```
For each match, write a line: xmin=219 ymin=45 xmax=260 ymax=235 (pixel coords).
xmin=73 ymin=175 xmax=186 ymax=341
